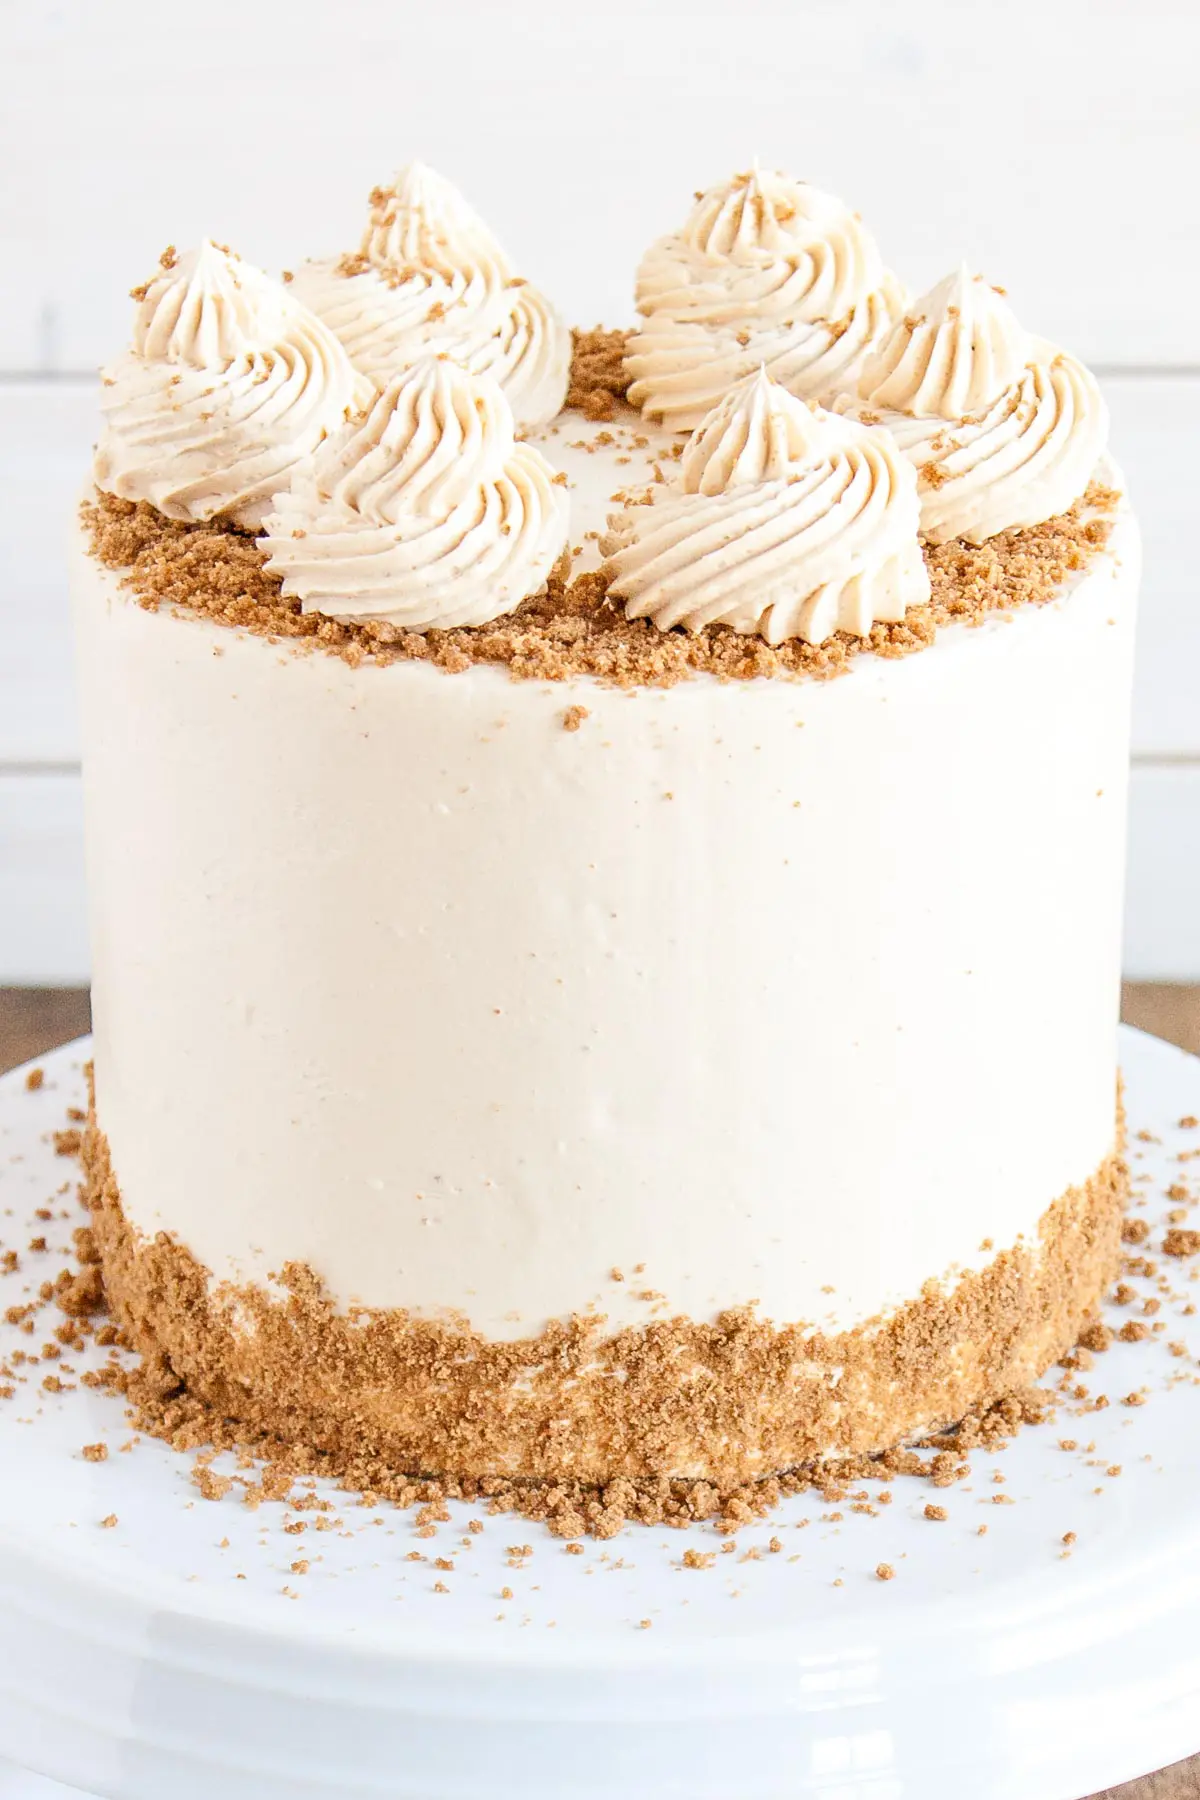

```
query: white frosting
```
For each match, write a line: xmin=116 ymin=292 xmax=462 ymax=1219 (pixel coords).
xmin=71 ymin=460 xmax=1139 ymax=1340
xmin=289 ymin=164 xmax=571 ymax=432
xmin=259 ymin=358 xmax=570 ymax=632
xmin=849 ymin=269 xmax=1110 ymax=544
xmin=625 ymin=166 xmax=905 ymax=431
xmin=93 ymin=242 xmax=367 ymax=529
xmin=603 ymin=369 xmax=928 ymax=645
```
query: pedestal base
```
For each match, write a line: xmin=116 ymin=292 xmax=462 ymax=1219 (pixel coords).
xmin=2 ymin=1030 xmax=1199 ymax=1800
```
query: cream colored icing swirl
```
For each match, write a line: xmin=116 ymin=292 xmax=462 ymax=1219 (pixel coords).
xmin=603 ymin=368 xmax=929 ymax=646
xmin=258 ymin=356 xmax=570 ymax=631
xmin=93 ymin=241 xmax=367 ymax=529
xmin=625 ymin=167 xmax=906 ymax=433
xmin=855 ymin=266 xmax=1029 ymax=420
xmin=289 ymin=163 xmax=571 ymax=432
xmin=847 ymin=269 xmax=1109 ymax=543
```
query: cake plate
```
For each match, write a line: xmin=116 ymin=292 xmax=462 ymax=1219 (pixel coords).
xmin=1 ymin=1030 xmax=1199 ymax=1800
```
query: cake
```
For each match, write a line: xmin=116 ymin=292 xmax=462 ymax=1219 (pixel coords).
xmin=72 ymin=164 xmax=1138 ymax=1493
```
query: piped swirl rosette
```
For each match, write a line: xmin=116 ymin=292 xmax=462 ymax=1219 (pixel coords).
xmin=93 ymin=241 xmax=368 ymax=529
xmin=844 ymin=268 xmax=1109 ymax=544
xmin=289 ymin=163 xmax=571 ymax=432
xmin=602 ymin=367 xmax=929 ymax=647
xmin=624 ymin=167 xmax=906 ymax=433
xmin=258 ymin=356 xmax=570 ymax=632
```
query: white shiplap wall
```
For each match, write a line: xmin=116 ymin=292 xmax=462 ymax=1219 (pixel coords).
xmin=1 ymin=0 xmax=1198 ymax=981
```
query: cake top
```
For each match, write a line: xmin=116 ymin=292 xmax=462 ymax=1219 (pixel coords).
xmin=89 ymin=160 xmax=1115 ymax=664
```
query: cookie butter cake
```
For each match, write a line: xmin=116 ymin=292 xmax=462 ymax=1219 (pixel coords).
xmin=72 ymin=163 xmax=1138 ymax=1494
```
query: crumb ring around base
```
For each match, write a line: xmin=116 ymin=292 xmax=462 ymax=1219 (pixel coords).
xmin=83 ymin=1098 xmax=1126 ymax=1489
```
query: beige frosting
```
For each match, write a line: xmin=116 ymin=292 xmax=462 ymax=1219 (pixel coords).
xmin=289 ymin=163 xmax=571 ymax=431
xmin=93 ymin=241 xmax=367 ymax=529
xmin=602 ymin=368 xmax=928 ymax=646
xmin=856 ymin=267 xmax=1029 ymax=420
xmin=849 ymin=269 xmax=1109 ymax=544
xmin=624 ymin=166 xmax=905 ymax=432
xmin=258 ymin=356 xmax=570 ymax=631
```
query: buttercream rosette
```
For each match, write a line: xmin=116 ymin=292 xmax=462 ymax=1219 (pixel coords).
xmin=624 ymin=166 xmax=906 ymax=433
xmin=94 ymin=240 xmax=368 ymax=529
xmin=290 ymin=163 xmax=571 ymax=432
xmin=258 ymin=355 xmax=570 ymax=632
xmin=603 ymin=366 xmax=929 ymax=646
xmin=843 ymin=266 xmax=1109 ymax=544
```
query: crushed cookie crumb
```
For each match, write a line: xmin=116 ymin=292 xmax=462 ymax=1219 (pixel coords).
xmin=81 ymin=473 xmax=1117 ymax=693
xmin=565 ymin=329 xmax=632 ymax=422
xmin=46 ymin=1051 xmax=1128 ymax=1536
xmin=682 ymin=1548 xmax=716 ymax=1570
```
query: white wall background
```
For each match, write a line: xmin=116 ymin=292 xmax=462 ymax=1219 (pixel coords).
xmin=1 ymin=0 xmax=1198 ymax=981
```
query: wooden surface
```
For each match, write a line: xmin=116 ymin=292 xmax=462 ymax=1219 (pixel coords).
xmin=0 ymin=986 xmax=90 ymax=1074
xmin=2 ymin=982 xmax=1198 ymax=1796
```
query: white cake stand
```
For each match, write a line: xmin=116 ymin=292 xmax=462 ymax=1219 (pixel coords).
xmin=1 ymin=1029 xmax=1199 ymax=1800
